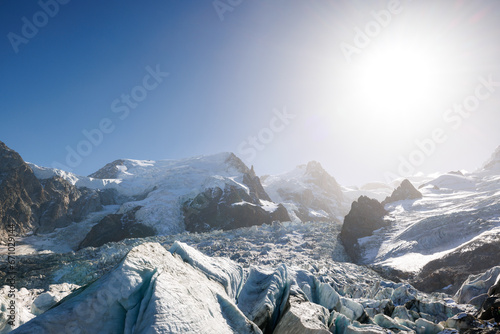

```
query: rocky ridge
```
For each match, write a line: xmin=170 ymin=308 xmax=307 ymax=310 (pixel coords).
xmin=262 ymin=161 xmax=348 ymax=222
xmin=0 ymin=141 xmax=114 ymax=242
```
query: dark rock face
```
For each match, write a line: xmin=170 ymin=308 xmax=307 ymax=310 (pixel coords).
xmin=0 ymin=141 xmax=45 ymax=240
xmin=183 ymin=185 xmax=290 ymax=233
xmin=382 ymin=179 xmax=422 ymax=206
xmin=488 ymin=278 xmax=500 ymax=297
xmin=0 ymin=141 xmax=114 ymax=242
xmin=477 ymin=297 xmax=500 ymax=321
xmin=183 ymin=153 xmax=289 ymax=232
xmin=226 ymin=153 xmax=272 ymax=201
xmin=412 ymin=234 xmax=500 ymax=293
xmin=340 ymin=196 xmax=388 ymax=263
xmin=78 ymin=207 xmax=155 ymax=249
xmin=88 ymin=159 xmax=127 ymax=179
xmin=37 ymin=178 xmax=104 ymax=233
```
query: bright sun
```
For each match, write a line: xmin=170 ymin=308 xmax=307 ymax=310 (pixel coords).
xmin=356 ymin=46 xmax=438 ymax=108
xmin=343 ymin=40 xmax=449 ymax=135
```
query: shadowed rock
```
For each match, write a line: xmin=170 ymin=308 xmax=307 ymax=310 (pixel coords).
xmin=78 ymin=206 xmax=155 ymax=249
xmin=340 ymin=196 xmax=388 ymax=263
xmin=382 ymin=179 xmax=422 ymax=206
xmin=0 ymin=141 xmax=108 ymax=242
xmin=183 ymin=185 xmax=290 ymax=232
xmin=412 ymin=235 xmax=500 ymax=294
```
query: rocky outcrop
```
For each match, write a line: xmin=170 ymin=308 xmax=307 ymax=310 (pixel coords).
xmin=182 ymin=153 xmax=290 ymax=232
xmin=87 ymin=159 xmax=127 ymax=179
xmin=412 ymin=234 xmax=500 ymax=294
xmin=183 ymin=185 xmax=290 ymax=232
xmin=340 ymin=196 xmax=388 ymax=263
xmin=0 ymin=141 xmax=45 ymax=240
xmin=37 ymin=177 xmax=104 ymax=233
xmin=227 ymin=153 xmax=272 ymax=202
xmin=382 ymin=179 xmax=422 ymax=206
xmin=78 ymin=206 xmax=155 ymax=249
xmin=0 ymin=141 xmax=109 ymax=242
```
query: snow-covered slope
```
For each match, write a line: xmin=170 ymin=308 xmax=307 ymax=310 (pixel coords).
xmin=359 ymin=171 xmax=500 ymax=270
xmin=32 ymin=152 xmax=254 ymax=202
xmin=342 ymin=149 xmax=500 ymax=295
xmin=262 ymin=161 xmax=349 ymax=222
xmin=17 ymin=153 xmax=289 ymax=251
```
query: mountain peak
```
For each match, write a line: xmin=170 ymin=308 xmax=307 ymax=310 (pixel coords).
xmin=303 ymin=161 xmax=341 ymax=194
xmin=382 ymin=179 xmax=422 ymax=205
xmin=482 ymin=145 xmax=500 ymax=171
xmin=0 ymin=140 xmax=25 ymax=174
xmin=89 ymin=159 xmax=128 ymax=179
xmin=305 ymin=160 xmax=325 ymax=175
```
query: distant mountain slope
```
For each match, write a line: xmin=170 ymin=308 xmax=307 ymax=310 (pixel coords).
xmin=0 ymin=142 xmax=289 ymax=250
xmin=341 ymin=146 xmax=500 ymax=293
xmin=0 ymin=141 xmax=111 ymax=242
xmin=481 ymin=145 xmax=500 ymax=172
xmin=262 ymin=161 xmax=349 ymax=222
xmin=80 ymin=152 xmax=289 ymax=237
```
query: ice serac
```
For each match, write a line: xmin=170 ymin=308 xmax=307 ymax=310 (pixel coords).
xmin=12 ymin=242 xmax=262 ymax=334
xmin=262 ymin=161 xmax=348 ymax=222
xmin=455 ymin=266 xmax=500 ymax=305
xmin=237 ymin=265 xmax=290 ymax=332
xmin=169 ymin=240 xmax=245 ymax=300
xmin=294 ymin=269 xmax=341 ymax=312
xmin=273 ymin=294 xmax=331 ymax=334
xmin=455 ymin=266 xmax=500 ymax=322
xmin=339 ymin=196 xmax=388 ymax=263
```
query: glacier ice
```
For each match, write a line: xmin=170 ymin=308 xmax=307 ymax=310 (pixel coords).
xmin=273 ymin=295 xmax=331 ymax=334
xmin=414 ymin=317 xmax=444 ymax=334
xmin=454 ymin=266 xmax=500 ymax=305
xmin=11 ymin=243 xmax=262 ymax=334
xmin=5 ymin=219 xmax=481 ymax=334
xmin=237 ymin=265 xmax=289 ymax=331
xmin=169 ymin=241 xmax=245 ymax=299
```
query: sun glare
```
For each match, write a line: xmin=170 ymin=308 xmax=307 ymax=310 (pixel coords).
xmin=356 ymin=46 xmax=438 ymax=107
xmin=343 ymin=40 xmax=449 ymax=136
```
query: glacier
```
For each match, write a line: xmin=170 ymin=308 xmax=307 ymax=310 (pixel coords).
xmin=1 ymin=143 xmax=500 ymax=333
xmin=4 ymin=229 xmax=479 ymax=333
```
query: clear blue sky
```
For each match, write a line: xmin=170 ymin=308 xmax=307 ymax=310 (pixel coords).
xmin=1 ymin=0 xmax=500 ymax=185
